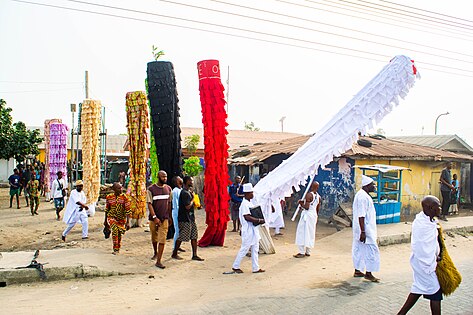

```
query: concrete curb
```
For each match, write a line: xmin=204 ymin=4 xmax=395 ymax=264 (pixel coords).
xmin=0 ymin=264 xmax=133 ymax=286
xmin=378 ymin=225 xmax=473 ymax=247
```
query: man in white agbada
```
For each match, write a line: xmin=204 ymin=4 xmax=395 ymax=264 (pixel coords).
xmin=398 ymin=196 xmax=442 ymax=315
xmin=294 ymin=181 xmax=321 ymax=258
xmin=352 ymin=175 xmax=380 ymax=282
xmin=62 ymin=180 xmax=89 ymax=241
xmin=269 ymin=199 xmax=285 ymax=236
xmin=232 ymin=183 xmax=265 ymax=274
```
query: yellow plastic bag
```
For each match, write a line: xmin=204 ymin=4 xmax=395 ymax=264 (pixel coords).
xmin=193 ymin=193 xmax=201 ymax=209
xmin=436 ymin=225 xmax=462 ymax=296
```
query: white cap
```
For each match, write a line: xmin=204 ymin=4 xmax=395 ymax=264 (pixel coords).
xmin=242 ymin=183 xmax=253 ymax=193
xmin=361 ymin=175 xmax=374 ymax=187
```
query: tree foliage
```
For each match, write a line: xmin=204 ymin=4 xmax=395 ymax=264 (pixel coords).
xmin=184 ymin=134 xmax=200 ymax=155
xmin=182 ymin=156 xmax=203 ymax=177
xmin=0 ymin=99 xmax=43 ymax=162
xmin=244 ymin=121 xmax=260 ymax=131
xmin=0 ymin=99 xmax=13 ymax=160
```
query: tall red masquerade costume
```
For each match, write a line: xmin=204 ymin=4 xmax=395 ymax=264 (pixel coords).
xmin=197 ymin=60 xmax=230 ymax=247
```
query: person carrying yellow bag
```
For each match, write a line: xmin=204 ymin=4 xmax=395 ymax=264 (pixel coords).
xmin=398 ymin=196 xmax=461 ymax=315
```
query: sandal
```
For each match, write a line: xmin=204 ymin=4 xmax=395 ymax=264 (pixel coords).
xmin=364 ymin=275 xmax=380 ymax=282
xmin=293 ymin=253 xmax=305 ymax=258
xmin=192 ymin=256 xmax=205 ymax=261
xmin=232 ymin=268 xmax=244 ymax=274
xmin=253 ymin=269 xmax=265 ymax=273
xmin=353 ymin=271 xmax=365 ymax=277
xmin=155 ymin=263 xmax=166 ymax=269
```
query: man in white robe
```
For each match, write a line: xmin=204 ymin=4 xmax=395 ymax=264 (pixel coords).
xmin=232 ymin=183 xmax=265 ymax=274
xmin=352 ymin=175 xmax=380 ymax=282
xmin=294 ymin=181 xmax=320 ymax=258
xmin=269 ymin=199 xmax=285 ymax=236
xmin=398 ymin=196 xmax=442 ymax=315
xmin=62 ymin=180 xmax=89 ymax=241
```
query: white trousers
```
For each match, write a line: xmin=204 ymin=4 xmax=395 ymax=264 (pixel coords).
xmin=298 ymin=246 xmax=311 ymax=255
xmin=63 ymin=213 xmax=88 ymax=238
xmin=232 ymin=241 xmax=260 ymax=272
xmin=352 ymin=241 xmax=380 ymax=272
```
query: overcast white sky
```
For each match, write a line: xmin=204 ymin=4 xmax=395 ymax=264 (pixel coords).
xmin=1 ymin=0 xmax=472 ymax=146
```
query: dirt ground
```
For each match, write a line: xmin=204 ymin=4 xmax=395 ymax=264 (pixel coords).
xmin=1 ymin=188 xmax=473 ymax=314
xmin=0 ymin=187 xmax=337 ymax=256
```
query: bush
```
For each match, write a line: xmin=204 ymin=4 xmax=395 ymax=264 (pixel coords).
xmin=183 ymin=156 xmax=203 ymax=177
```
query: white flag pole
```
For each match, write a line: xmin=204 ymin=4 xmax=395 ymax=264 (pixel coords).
xmin=291 ymin=175 xmax=315 ymax=221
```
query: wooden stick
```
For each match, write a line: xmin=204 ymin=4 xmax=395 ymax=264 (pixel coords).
xmin=291 ymin=176 xmax=315 ymax=221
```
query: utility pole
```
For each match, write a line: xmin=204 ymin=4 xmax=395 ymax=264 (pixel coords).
xmin=279 ymin=116 xmax=286 ymax=133
xmin=85 ymin=70 xmax=89 ymax=99
xmin=70 ymin=104 xmax=76 ymax=181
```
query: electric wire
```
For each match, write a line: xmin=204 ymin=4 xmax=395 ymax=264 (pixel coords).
xmin=379 ymin=0 xmax=473 ymax=24
xmin=163 ymin=0 xmax=473 ymax=65
xmin=328 ymin=0 xmax=473 ymax=32
xmin=52 ymin=0 xmax=473 ymax=72
xmin=318 ymin=0 xmax=473 ymax=36
xmin=208 ymin=0 xmax=473 ymax=58
xmin=8 ymin=0 xmax=473 ymax=77
xmin=273 ymin=0 xmax=473 ymax=42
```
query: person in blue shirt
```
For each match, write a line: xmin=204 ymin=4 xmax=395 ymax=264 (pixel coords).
xmin=9 ymin=168 xmax=21 ymax=209
xmin=229 ymin=176 xmax=244 ymax=232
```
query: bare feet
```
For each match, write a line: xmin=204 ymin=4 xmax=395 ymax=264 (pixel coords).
xmin=177 ymin=248 xmax=186 ymax=252
xmin=151 ymin=254 xmax=158 ymax=260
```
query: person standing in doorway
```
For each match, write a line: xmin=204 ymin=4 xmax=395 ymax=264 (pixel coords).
xmin=439 ymin=162 xmax=454 ymax=221
xmin=8 ymin=168 xmax=21 ymax=209
xmin=147 ymin=170 xmax=172 ymax=269
xmin=449 ymin=174 xmax=460 ymax=215
xmin=352 ymin=175 xmax=381 ymax=282
xmin=51 ymin=171 xmax=67 ymax=220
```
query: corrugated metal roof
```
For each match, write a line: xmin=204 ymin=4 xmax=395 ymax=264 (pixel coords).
xmin=228 ymin=135 xmax=473 ymax=165
xmin=390 ymin=135 xmax=473 ymax=153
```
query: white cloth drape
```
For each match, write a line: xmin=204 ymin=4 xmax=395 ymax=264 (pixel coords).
xmin=410 ymin=212 xmax=440 ymax=295
xmin=253 ymin=55 xmax=419 ymax=217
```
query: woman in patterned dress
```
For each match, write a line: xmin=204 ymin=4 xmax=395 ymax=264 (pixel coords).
xmin=105 ymin=183 xmax=132 ymax=254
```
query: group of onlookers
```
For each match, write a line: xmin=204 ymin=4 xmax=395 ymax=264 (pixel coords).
xmin=8 ymin=162 xmax=46 ymax=215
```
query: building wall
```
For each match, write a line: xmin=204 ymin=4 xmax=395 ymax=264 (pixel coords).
xmin=37 ymin=149 xmax=72 ymax=163
xmin=315 ymin=158 xmax=355 ymax=217
xmin=354 ymin=159 xmax=461 ymax=217
xmin=0 ymin=158 xmax=17 ymax=182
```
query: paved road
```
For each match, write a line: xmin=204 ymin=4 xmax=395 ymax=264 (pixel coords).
xmin=160 ymin=262 xmax=473 ymax=315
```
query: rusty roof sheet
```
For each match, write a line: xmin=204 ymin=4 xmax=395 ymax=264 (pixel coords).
xmin=228 ymin=135 xmax=473 ymax=165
